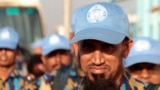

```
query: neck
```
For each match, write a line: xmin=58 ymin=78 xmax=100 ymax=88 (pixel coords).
xmin=114 ymin=69 xmax=124 ymax=87
xmin=0 ymin=65 xmax=15 ymax=81
xmin=115 ymin=72 xmax=123 ymax=87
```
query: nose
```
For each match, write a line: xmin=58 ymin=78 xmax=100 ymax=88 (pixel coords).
xmin=0 ymin=49 xmax=7 ymax=54
xmin=92 ymin=50 xmax=104 ymax=65
xmin=55 ymin=53 xmax=61 ymax=63
xmin=139 ymin=69 xmax=150 ymax=79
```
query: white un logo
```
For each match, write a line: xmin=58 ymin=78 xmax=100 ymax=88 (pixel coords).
xmin=87 ymin=4 xmax=107 ymax=23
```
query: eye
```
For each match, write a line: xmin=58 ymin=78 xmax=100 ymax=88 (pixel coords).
xmin=59 ymin=50 xmax=70 ymax=55
xmin=128 ymin=63 xmax=155 ymax=72
xmin=46 ymin=51 xmax=57 ymax=57
xmin=146 ymin=64 xmax=155 ymax=70
xmin=79 ymin=41 xmax=95 ymax=53
xmin=102 ymin=43 xmax=116 ymax=53
xmin=128 ymin=65 xmax=141 ymax=72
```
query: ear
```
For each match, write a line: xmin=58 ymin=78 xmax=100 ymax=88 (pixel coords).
xmin=123 ymin=39 xmax=133 ymax=58
xmin=15 ymin=50 xmax=21 ymax=60
xmin=72 ymin=42 xmax=79 ymax=57
xmin=69 ymin=32 xmax=74 ymax=40
xmin=41 ymin=55 xmax=46 ymax=65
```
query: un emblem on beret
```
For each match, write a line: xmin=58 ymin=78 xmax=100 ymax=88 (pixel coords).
xmin=49 ymin=35 xmax=60 ymax=45
xmin=134 ymin=40 xmax=151 ymax=52
xmin=0 ymin=30 xmax=10 ymax=40
xmin=87 ymin=4 xmax=107 ymax=23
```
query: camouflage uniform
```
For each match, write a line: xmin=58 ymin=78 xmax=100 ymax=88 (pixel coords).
xmin=37 ymin=71 xmax=56 ymax=90
xmin=37 ymin=66 xmax=81 ymax=90
xmin=146 ymin=84 xmax=160 ymax=90
xmin=75 ymin=72 xmax=145 ymax=90
xmin=53 ymin=65 xmax=81 ymax=90
xmin=0 ymin=69 xmax=37 ymax=90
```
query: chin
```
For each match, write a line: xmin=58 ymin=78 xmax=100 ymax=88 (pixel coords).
xmin=87 ymin=72 xmax=110 ymax=81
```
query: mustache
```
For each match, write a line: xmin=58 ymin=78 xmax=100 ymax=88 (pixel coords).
xmin=87 ymin=64 xmax=110 ymax=69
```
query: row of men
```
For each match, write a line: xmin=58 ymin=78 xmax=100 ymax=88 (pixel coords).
xmin=1 ymin=1 xmax=160 ymax=90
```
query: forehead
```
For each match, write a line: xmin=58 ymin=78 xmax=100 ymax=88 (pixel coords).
xmin=46 ymin=49 xmax=70 ymax=56
xmin=0 ymin=48 xmax=16 ymax=51
xmin=131 ymin=63 xmax=158 ymax=67
xmin=128 ymin=63 xmax=160 ymax=71
xmin=78 ymin=39 xmax=117 ymax=45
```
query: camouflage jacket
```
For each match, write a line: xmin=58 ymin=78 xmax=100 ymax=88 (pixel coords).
xmin=146 ymin=84 xmax=160 ymax=90
xmin=0 ymin=69 xmax=37 ymax=90
xmin=37 ymin=66 xmax=82 ymax=90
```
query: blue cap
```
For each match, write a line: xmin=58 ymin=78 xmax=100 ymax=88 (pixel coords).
xmin=31 ymin=38 xmax=44 ymax=49
xmin=71 ymin=2 xmax=129 ymax=44
xmin=42 ymin=34 xmax=70 ymax=55
xmin=0 ymin=27 xmax=19 ymax=50
xmin=71 ymin=7 xmax=82 ymax=33
xmin=124 ymin=37 xmax=160 ymax=67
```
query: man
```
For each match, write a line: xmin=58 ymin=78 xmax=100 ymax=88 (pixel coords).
xmin=0 ymin=27 xmax=36 ymax=90
xmin=39 ymin=33 xmax=79 ymax=90
xmin=71 ymin=2 xmax=145 ymax=90
xmin=124 ymin=37 xmax=160 ymax=89
xmin=27 ymin=54 xmax=46 ymax=80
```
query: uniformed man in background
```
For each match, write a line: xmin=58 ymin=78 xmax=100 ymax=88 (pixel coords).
xmin=39 ymin=33 xmax=79 ymax=90
xmin=0 ymin=27 xmax=36 ymax=90
xmin=124 ymin=37 xmax=160 ymax=90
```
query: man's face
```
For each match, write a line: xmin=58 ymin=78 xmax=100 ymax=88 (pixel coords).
xmin=33 ymin=63 xmax=46 ymax=77
xmin=0 ymin=48 xmax=18 ymax=67
xmin=75 ymin=39 xmax=131 ymax=81
xmin=127 ymin=63 xmax=160 ymax=84
xmin=42 ymin=49 xmax=71 ymax=73
xmin=42 ymin=50 xmax=61 ymax=73
xmin=58 ymin=50 xmax=72 ymax=67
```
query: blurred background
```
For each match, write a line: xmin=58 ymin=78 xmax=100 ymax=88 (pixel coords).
xmin=0 ymin=0 xmax=160 ymax=52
